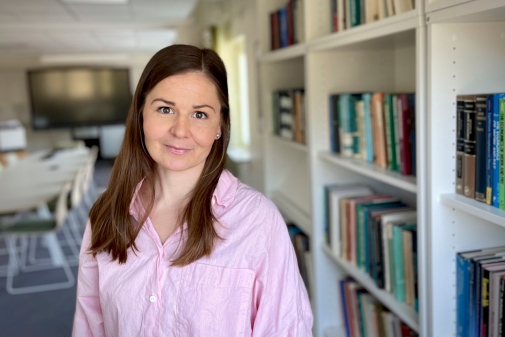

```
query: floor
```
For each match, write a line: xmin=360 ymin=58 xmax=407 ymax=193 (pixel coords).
xmin=0 ymin=158 xmax=114 ymax=337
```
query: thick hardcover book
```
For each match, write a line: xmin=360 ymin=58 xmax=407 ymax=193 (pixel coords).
xmin=487 ymin=95 xmax=494 ymax=204
xmin=474 ymin=95 xmax=488 ymax=202
xmin=363 ymin=93 xmax=374 ymax=163
xmin=329 ymin=94 xmax=340 ymax=153
xmin=456 ymin=96 xmax=466 ymax=194
xmin=408 ymin=94 xmax=416 ymax=176
xmin=338 ymin=94 xmax=361 ymax=158
xmin=278 ymin=7 xmax=288 ymax=48
xmin=384 ymin=94 xmax=398 ymax=171
xmin=500 ymin=96 xmax=505 ymax=209
xmin=398 ymin=94 xmax=413 ymax=175
xmin=286 ymin=0 xmax=294 ymax=46
xmin=372 ymin=93 xmax=387 ymax=168
xmin=340 ymin=278 xmax=353 ymax=337
xmin=270 ymin=11 xmax=280 ymax=50
xmin=492 ymin=94 xmax=505 ymax=207
xmin=292 ymin=89 xmax=305 ymax=144
xmin=463 ymin=95 xmax=477 ymax=198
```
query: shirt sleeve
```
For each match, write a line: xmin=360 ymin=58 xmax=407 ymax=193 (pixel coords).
xmin=72 ymin=222 xmax=105 ymax=337
xmin=251 ymin=206 xmax=314 ymax=337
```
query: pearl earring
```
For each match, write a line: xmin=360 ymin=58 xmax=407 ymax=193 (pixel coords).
xmin=215 ymin=133 xmax=221 ymax=140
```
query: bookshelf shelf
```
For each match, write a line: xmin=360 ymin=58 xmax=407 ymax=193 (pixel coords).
xmin=270 ymin=134 xmax=308 ymax=153
xmin=271 ymin=190 xmax=312 ymax=236
xmin=426 ymin=0 xmax=505 ymax=22
xmin=318 ymin=151 xmax=417 ymax=193
xmin=322 ymin=244 xmax=420 ymax=333
xmin=308 ymin=11 xmax=418 ymax=52
xmin=440 ymin=193 xmax=505 ymax=228
xmin=261 ymin=43 xmax=306 ymax=63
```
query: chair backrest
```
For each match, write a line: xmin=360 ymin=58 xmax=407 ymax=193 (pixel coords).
xmin=82 ymin=145 xmax=99 ymax=195
xmin=54 ymin=182 xmax=72 ymax=230
xmin=71 ymin=165 xmax=86 ymax=208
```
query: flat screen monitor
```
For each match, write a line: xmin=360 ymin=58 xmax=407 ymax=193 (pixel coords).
xmin=27 ymin=67 xmax=132 ymax=130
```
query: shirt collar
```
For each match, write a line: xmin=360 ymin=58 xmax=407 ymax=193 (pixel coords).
xmin=213 ymin=169 xmax=238 ymax=208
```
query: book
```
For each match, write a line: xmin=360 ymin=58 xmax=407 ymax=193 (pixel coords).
xmin=329 ymin=94 xmax=341 ymax=153
xmin=456 ymin=95 xmax=466 ymax=195
xmin=475 ymin=94 xmax=489 ymax=202
xmin=363 ymin=93 xmax=374 ymax=163
xmin=500 ymin=96 xmax=505 ymax=209
xmin=372 ymin=93 xmax=388 ymax=168
xmin=491 ymin=94 xmax=505 ymax=207
xmin=487 ymin=94 xmax=495 ymax=204
xmin=324 ymin=184 xmax=373 ymax=257
xmin=381 ymin=210 xmax=417 ymax=294
xmin=463 ymin=95 xmax=477 ymax=198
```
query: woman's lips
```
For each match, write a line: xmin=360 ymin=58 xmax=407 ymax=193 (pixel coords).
xmin=167 ymin=145 xmax=190 ymax=155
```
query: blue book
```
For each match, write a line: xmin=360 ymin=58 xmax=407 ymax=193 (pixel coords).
xmin=492 ymin=94 xmax=505 ymax=207
xmin=486 ymin=95 xmax=494 ymax=204
xmin=278 ymin=7 xmax=288 ymax=48
xmin=456 ymin=252 xmax=471 ymax=337
xmin=339 ymin=278 xmax=352 ymax=337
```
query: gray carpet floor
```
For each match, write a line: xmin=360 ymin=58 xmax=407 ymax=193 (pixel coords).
xmin=0 ymin=158 xmax=114 ymax=337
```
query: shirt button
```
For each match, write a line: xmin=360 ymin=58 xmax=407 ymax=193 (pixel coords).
xmin=149 ymin=295 xmax=157 ymax=303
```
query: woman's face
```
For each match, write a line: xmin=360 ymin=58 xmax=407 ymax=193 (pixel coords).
xmin=142 ymin=72 xmax=221 ymax=175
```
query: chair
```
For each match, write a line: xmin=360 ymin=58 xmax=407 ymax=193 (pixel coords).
xmin=0 ymin=182 xmax=75 ymax=295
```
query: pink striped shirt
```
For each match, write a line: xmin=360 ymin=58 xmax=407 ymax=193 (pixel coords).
xmin=72 ymin=170 xmax=313 ymax=336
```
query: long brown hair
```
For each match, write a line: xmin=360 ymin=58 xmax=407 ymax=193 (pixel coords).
xmin=88 ymin=44 xmax=230 ymax=266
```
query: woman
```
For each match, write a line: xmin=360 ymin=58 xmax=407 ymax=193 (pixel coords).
xmin=73 ymin=44 xmax=313 ymax=336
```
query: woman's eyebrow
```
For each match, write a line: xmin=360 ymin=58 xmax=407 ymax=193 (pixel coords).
xmin=193 ymin=104 xmax=216 ymax=112
xmin=151 ymin=98 xmax=175 ymax=106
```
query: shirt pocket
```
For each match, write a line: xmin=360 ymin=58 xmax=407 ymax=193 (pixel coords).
xmin=177 ymin=263 xmax=254 ymax=337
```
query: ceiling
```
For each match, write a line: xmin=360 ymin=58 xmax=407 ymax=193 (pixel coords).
xmin=0 ymin=0 xmax=200 ymax=55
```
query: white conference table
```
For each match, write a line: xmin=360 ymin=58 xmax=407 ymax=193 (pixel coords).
xmin=0 ymin=147 xmax=90 ymax=265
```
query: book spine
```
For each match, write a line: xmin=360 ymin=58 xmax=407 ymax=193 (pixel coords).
xmin=463 ymin=96 xmax=477 ymax=198
xmin=393 ymin=224 xmax=405 ymax=302
xmin=339 ymin=94 xmax=354 ymax=158
xmin=493 ymin=94 xmax=501 ymax=207
xmin=500 ymin=96 xmax=505 ymax=209
xmin=481 ymin=268 xmax=491 ymax=337
xmin=499 ymin=277 xmax=505 ymax=337
xmin=363 ymin=93 xmax=374 ymax=163
xmin=409 ymin=94 xmax=417 ymax=177
xmin=475 ymin=95 xmax=488 ymax=202
xmin=384 ymin=94 xmax=394 ymax=170
xmin=340 ymin=279 xmax=352 ymax=337
xmin=393 ymin=95 xmax=402 ymax=172
xmin=330 ymin=94 xmax=341 ymax=153
xmin=456 ymin=96 xmax=466 ymax=194
xmin=487 ymin=95 xmax=494 ymax=204
xmin=278 ymin=8 xmax=288 ymax=48
xmin=456 ymin=254 xmax=469 ymax=337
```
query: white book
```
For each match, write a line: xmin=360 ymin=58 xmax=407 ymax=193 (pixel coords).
xmin=380 ymin=210 xmax=417 ymax=293
xmin=326 ymin=185 xmax=374 ymax=258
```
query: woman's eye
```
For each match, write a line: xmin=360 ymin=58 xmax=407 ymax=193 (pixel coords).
xmin=193 ymin=111 xmax=208 ymax=119
xmin=158 ymin=107 xmax=173 ymax=114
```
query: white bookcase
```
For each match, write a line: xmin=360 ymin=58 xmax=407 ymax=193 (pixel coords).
xmin=253 ymin=0 xmax=505 ymax=336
